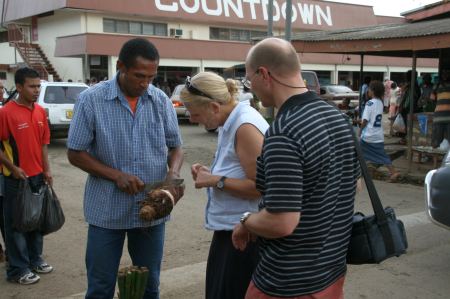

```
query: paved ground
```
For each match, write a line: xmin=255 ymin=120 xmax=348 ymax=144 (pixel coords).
xmin=0 ymin=122 xmax=449 ymax=299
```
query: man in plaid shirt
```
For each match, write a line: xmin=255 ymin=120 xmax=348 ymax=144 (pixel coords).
xmin=67 ymin=38 xmax=184 ymax=299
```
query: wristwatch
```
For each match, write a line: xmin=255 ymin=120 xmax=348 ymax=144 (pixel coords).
xmin=216 ymin=176 xmax=227 ymax=191
xmin=240 ymin=212 xmax=252 ymax=225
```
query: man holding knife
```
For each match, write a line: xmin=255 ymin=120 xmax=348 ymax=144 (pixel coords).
xmin=67 ymin=38 xmax=184 ymax=299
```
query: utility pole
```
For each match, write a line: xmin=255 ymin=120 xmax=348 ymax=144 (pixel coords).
xmin=268 ymin=0 xmax=273 ymax=37
xmin=285 ymin=0 xmax=292 ymax=41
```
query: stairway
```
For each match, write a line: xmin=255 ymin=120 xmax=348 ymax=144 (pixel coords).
xmin=7 ymin=23 xmax=61 ymax=81
xmin=13 ymin=42 xmax=61 ymax=82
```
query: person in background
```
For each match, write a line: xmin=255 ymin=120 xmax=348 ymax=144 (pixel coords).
xmin=232 ymin=37 xmax=360 ymax=299
xmin=89 ymin=77 xmax=98 ymax=86
xmin=238 ymin=84 xmax=253 ymax=106
xmin=0 ymin=67 xmax=53 ymax=285
xmin=180 ymin=72 xmax=269 ymax=299
xmin=398 ymin=70 xmax=421 ymax=144
xmin=360 ymin=80 xmax=400 ymax=182
xmin=389 ymin=82 xmax=401 ymax=136
xmin=419 ymin=74 xmax=435 ymax=113
xmin=67 ymin=38 xmax=184 ymax=299
xmin=431 ymin=68 xmax=450 ymax=150
xmin=360 ymin=76 xmax=371 ymax=114
xmin=383 ymin=77 xmax=393 ymax=113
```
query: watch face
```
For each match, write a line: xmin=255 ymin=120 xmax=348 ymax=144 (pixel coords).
xmin=217 ymin=181 xmax=224 ymax=189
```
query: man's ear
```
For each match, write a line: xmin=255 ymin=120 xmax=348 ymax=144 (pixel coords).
xmin=116 ymin=60 xmax=126 ymax=74
xmin=15 ymin=84 xmax=23 ymax=93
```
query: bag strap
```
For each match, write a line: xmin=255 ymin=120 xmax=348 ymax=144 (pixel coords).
xmin=346 ymin=120 xmax=396 ymax=254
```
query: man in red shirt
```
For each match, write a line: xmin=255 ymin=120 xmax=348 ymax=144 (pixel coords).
xmin=0 ymin=67 xmax=53 ymax=285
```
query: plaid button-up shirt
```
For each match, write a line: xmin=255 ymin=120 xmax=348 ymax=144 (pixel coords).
xmin=67 ymin=75 xmax=182 ymax=229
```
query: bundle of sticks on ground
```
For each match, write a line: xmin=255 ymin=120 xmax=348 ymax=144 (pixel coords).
xmin=117 ymin=266 xmax=149 ymax=299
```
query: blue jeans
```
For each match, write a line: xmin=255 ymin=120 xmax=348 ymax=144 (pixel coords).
xmin=4 ymin=175 xmax=45 ymax=280
xmin=85 ymin=223 xmax=165 ymax=299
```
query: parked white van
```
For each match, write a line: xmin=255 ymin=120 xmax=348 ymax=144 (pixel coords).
xmin=38 ymin=81 xmax=89 ymax=138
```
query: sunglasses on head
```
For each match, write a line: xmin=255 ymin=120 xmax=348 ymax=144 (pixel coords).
xmin=185 ymin=76 xmax=214 ymax=100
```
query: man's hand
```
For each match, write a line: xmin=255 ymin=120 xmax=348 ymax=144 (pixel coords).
xmin=232 ymin=223 xmax=253 ymax=251
xmin=114 ymin=172 xmax=145 ymax=195
xmin=165 ymin=172 xmax=185 ymax=204
xmin=43 ymin=170 xmax=53 ymax=186
xmin=11 ymin=166 xmax=27 ymax=180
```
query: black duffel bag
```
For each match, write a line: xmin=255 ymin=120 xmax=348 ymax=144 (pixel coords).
xmin=345 ymin=118 xmax=408 ymax=264
xmin=347 ymin=207 xmax=408 ymax=264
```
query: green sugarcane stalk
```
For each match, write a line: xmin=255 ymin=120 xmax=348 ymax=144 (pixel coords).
xmin=132 ymin=268 xmax=139 ymax=299
xmin=125 ymin=270 xmax=132 ymax=299
xmin=133 ymin=269 xmax=143 ymax=299
xmin=117 ymin=271 xmax=126 ymax=299
xmin=138 ymin=267 xmax=149 ymax=299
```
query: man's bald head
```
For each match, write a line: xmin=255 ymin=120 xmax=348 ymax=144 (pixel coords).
xmin=246 ymin=37 xmax=300 ymax=76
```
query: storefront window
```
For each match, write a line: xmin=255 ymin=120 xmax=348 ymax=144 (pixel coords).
xmin=103 ymin=19 xmax=115 ymax=33
xmin=154 ymin=23 xmax=167 ymax=36
xmin=210 ymin=27 xmax=264 ymax=42
xmin=142 ymin=23 xmax=154 ymax=35
xmin=130 ymin=22 xmax=142 ymax=35
xmin=103 ymin=18 xmax=166 ymax=37
xmin=116 ymin=20 xmax=129 ymax=34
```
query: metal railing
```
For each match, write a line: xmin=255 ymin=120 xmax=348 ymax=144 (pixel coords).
xmin=7 ymin=23 xmax=49 ymax=80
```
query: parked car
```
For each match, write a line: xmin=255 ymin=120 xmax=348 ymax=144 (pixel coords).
xmin=38 ymin=81 xmax=89 ymax=138
xmin=301 ymin=70 xmax=320 ymax=94
xmin=170 ymin=84 xmax=190 ymax=120
xmin=319 ymin=84 xmax=359 ymax=108
xmin=425 ymin=149 xmax=450 ymax=230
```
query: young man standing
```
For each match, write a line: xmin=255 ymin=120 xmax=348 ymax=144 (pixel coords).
xmin=67 ymin=38 xmax=184 ymax=299
xmin=0 ymin=67 xmax=53 ymax=285
xmin=232 ymin=38 xmax=360 ymax=298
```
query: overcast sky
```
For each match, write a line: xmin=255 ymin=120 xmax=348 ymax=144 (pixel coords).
xmin=326 ymin=0 xmax=441 ymax=17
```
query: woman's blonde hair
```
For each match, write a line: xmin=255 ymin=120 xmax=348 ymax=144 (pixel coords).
xmin=180 ymin=71 xmax=239 ymax=107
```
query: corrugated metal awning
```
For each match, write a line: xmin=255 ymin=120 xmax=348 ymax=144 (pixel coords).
xmin=288 ymin=18 xmax=450 ymax=58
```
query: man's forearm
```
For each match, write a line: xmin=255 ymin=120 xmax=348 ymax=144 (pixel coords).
xmin=67 ymin=149 xmax=121 ymax=181
xmin=243 ymin=209 xmax=300 ymax=239
xmin=167 ymin=146 xmax=183 ymax=177
xmin=42 ymin=144 xmax=50 ymax=172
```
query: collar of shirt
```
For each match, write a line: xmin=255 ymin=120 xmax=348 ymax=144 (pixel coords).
xmin=222 ymin=102 xmax=245 ymax=133
xmin=104 ymin=73 xmax=152 ymax=104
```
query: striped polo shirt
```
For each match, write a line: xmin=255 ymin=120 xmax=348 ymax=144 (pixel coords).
xmin=254 ymin=92 xmax=360 ymax=297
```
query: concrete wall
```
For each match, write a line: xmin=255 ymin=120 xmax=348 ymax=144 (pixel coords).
xmin=37 ymin=10 xmax=84 ymax=81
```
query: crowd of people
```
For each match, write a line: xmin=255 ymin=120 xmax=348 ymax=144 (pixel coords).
xmin=0 ymin=36 xmax=448 ymax=299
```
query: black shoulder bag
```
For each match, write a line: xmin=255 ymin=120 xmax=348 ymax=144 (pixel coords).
xmin=346 ymin=120 xmax=408 ymax=264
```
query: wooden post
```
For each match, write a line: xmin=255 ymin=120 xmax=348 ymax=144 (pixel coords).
xmin=407 ymin=51 xmax=417 ymax=172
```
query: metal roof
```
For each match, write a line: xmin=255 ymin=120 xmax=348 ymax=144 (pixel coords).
xmin=291 ymin=18 xmax=450 ymax=42
xmin=287 ymin=17 xmax=450 ymax=58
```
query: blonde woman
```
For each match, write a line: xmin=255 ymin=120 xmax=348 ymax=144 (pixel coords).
xmin=180 ymin=72 xmax=269 ymax=299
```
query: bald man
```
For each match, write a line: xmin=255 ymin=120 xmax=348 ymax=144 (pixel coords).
xmin=232 ymin=38 xmax=360 ymax=299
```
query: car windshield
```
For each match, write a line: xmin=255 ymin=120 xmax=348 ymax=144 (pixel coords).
xmin=172 ymin=85 xmax=183 ymax=96
xmin=328 ymin=86 xmax=353 ymax=93
xmin=43 ymin=86 xmax=88 ymax=104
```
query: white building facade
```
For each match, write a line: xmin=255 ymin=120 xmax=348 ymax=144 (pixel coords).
xmin=0 ymin=0 xmax=438 ymax=91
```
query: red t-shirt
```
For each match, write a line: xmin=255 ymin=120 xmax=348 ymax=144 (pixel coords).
xmin=0 ymin=101 xmax=50 ymax=177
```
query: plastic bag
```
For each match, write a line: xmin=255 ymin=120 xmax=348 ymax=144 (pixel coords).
xmin=40 ymin=186 xmax=65 ymax=235
xmin=13 ymin=180 xmax=46 ymax=232
xmin=393 ymin=114 xmax=406 ymax=134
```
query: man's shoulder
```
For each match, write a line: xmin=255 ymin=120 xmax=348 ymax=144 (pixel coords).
xmin=147 ymin=85 xmax=169 ymax=102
